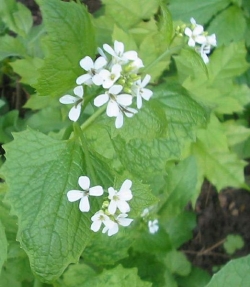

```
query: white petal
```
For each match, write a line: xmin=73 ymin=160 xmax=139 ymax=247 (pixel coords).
xmin=94 ymin=56 xmax=107 ymax=69
xmin=108 ymin=223 xmax=119 ymax=236
xmin=67 ymin=190 xmax=83 ymax=202
xmin=80 ymin=56 xmax=93 ymax=71
xmin=190 ymin=18 xmax=196 ymax=25
xmin=115 ymin=111 xmax=124 ymax=129
xmin=124 ymin=107 xmax=137 ymax=118
xmin=59 ymin=95 xmax=77 ymax=104
xmin=91 ymin=220 xmax=102 ymax=232
xmin=141 ymin=74 xmax=151 ymax=87
xmin=108 ymin=200 xmax=117 ymax=215
xmin=141 ymin=89 xmax=153 ymax=101
xmin=118 ymin=217 xmax=133 ymax=227
xmin=195 ymin=35 xmax=207 ymax=45
xmin=193 ymin=25 xmax=204 ymax=36
xmin=123 ymin=51 xmax=138 ymax=60
xmin=119 ymin=189 xmax=133 ymax=201
xmin=116 ymin=94 xmax=132 ymax=106
xmin=114 ymin=40 xmax=124 ymax=55
xmin=111 ymin=63 xmax=122 ymax=74
xmin=68 ymin=105 xmax=81 ymax=122
xmin=137 ymin=94 xmax=142 ymax=109
xmin=117 ymin=200 xmax=130 ymax=213
xmin=188 ymin=38 xmax=196 ymax=47
xmin=108 ymin=187 xmax=116 ymax=198
xmin=79 ymin=196 xmax=90 ymax=212
xmin=78 ymin=176 xmax=90 ymax=190
xmin=97 ymin=47 xmax=107 ymax=59
xmin=103 ymin=43 xmax=116 ymax=57
xmin=73 ymin=86 xmax=84 ymax=98
xmin=94 ymin=93 xmax=109 ymax=107
xmin=109 ymin=85 xmax=123 ymax=95
xmin=92 ymin=74 xmax=103 ymax=86
xmin=89 ymin=186 xmax=104 ymax=196
xmin=184 ymin=27 xmax=192 ymax=37
xmin=76 ymin=74 xmax=92 ymax=85
xmin=107 ymin=100 xmax=119 ymax=117
xmin=120 ymin=179 xmax=132 ymax=191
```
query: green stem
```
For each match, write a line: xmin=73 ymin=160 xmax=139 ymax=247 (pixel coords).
xmin=74 ymin=123 xmax=98 ymax=185
xmin=143 ymin=45 xmax=183 ymax=73
xmin=80 ymin=105 xmax=106 ymax=132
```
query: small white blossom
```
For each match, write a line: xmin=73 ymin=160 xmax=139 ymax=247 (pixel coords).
xmin=94 ymin=85 xmax=133 ymax=127
xmin=59 ymin=86 xmax=84 ymax=122
xmin=90 ymin=210 xmax=113 ymax=232
xmin=99 ymin=63 xmax=122 ymax=89
xmin=108 ymin=179 xmax=133 ymax=214
xmin=148 ymin=219 xmax=159 ymax=234
xmin=76 ymin=56 xmax=107 ymax=86
xmin=196 ymin=44 xmax=211 ymax=64
xmin=67 ymin=176 xmax=104 ymax=212
xmin=184 ymin=18 xmax=206 ymax=47
xmin=114 ymin=106 xmax=137 ymax=129
xmin=102 ymin=213 xmax=133 ymax=236
xmin=132 ymin=74 xmax=153 ymax=109
xmin=103 ymin=40 xmax=139 ymax=65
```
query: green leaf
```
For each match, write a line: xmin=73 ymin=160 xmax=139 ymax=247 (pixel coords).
xmin=159 ymin=156 xmax=198 ymax=221
xmin=223 ymin=234 xmax=244 ymax=255
xmin=35 ymin=0 xmax=95 ymax=97
xmin=0 ymin=0 xmax=33 ymax=36
xmin=0 ymin=129 xmax=95 ymax=282
xmin=208 ymin=6 xmax=247 ymax=46
xmin=165 ymin=211 xmax=196 ymax=248
xmin=0 ymin=35 xmax=26 ymax=61
xmin=192 ymin=116 xmax=247 ymax=190
xmin=156 ymin=4 xmax=173 ymax=47
xmin=164 ymin=250 xmax=191 ymax=276
xmin=102 ymin=0 xmax=160 ymax=29
xmin=209 ymin=42 xmax=249 ymax=83
xmin=223 ymin=120 xmax=250 ymax=147
xmin=112 ymin=84 xmax=207 ymax=185
xmin=168 ymin=0 xmax=230 ymax=23
xmin=0 ymin=220 xmax=7 ymax=274
xmin=205 ymin=254 xmax=250 ymax=287
xmin=10 ymin=57 xmax=44 ymax=85
xmin=63 ymin=264 xmax=152 ymax=287
xmin=176 ymin=267 xmax=211 ymax=287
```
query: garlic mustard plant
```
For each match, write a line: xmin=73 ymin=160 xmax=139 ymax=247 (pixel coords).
xmin=184 ymin=17 xmax=217 ymax=64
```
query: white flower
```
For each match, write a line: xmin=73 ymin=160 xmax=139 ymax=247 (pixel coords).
xmin=206 ymin=33 xmax=217 ymax=47
xmin=107 ymin=179 xmax=133 ymax=214
xmin=114 ymin=106 xmax=137 ymax=129
xmin=184 ymin=18 xmax=206 ymax=47
xmin=196 ymin=44 xmax=211 ymax=64
xmin=90 ymin=210 xmax=113 ymax=232
xmin=76 ymin=56 xmax=107 ymax=86
xmin=132 ymin=74 xmax=153 ymax=109
xmin=67 ymin=176 xmax=104 ymax=212
xmin=102 ymin=213 xmax=133 ymax=236
xmin=148 ymin=219 xmax=159 ymax=234
xmin=103 ymin=40 xmax=139 ymax=65
xmin=59 ymin=86 xmax=84 ymax=122
xmin=94 ymin=84 xmax=132 ymax=115
xmin=99 ymin=63 xmax=122 ymax=89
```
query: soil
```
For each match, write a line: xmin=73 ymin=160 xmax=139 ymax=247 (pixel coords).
xmin=3 ymin=0 xmax=250 ymax=276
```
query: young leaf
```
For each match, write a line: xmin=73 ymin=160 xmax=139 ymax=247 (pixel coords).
xmin=205 ymin=254 xmax=250 ymax=287
xmin=223 ymin=234 xmax=244 ymax=255
xmin=0 ymin=0 xmax=33 ymax=36
xmin=0 ymin=129 xmax=97 ymax=282
xmin=208 ymin=6 xmax=247 ymax=45
xmin=35 ymin=0 xmax=96 ymax=97
xmin=0 ymin=35 xmax=26 ymax=61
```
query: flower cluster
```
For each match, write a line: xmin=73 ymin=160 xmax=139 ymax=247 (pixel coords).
xmin=67 ymin=176 xmax=133 ymax=236
xmin=184 ymin=18 xmax=216 ymax=64
xmin=59 ymin=40 xmax=153 ymax=128
xmin=141 ymin=207 xmax=159 ymax=234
